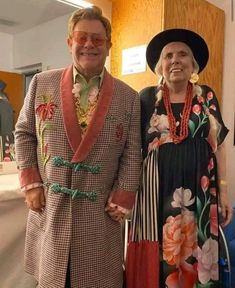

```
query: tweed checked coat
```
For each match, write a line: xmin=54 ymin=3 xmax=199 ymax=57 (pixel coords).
xmin=15 ymin=65 xmax=141 ymax=288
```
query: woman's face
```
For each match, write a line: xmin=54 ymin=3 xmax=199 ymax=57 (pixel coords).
xmin=160 ymin=42 xmax=194 ymax=85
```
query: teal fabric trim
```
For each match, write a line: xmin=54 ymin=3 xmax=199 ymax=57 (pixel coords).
xmin=52 ymin=156 xmax=101 ymax=174
xmin=50 ymin=183 xmax=97 ymax=201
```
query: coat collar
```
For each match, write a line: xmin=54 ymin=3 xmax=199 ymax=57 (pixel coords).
xmin=60 ymin=65 xmax=114 ymax=163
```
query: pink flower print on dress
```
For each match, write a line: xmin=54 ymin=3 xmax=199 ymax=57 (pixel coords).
xmin=197 ymin=95 xmax=205 ymax=104
xmin=201 ymin=176 xmax=209 ymax=193
xmin=207 ymin=91 xmax=214 ymax=101
xmin=192 ymin=104 xmax=201 ymax=115
xmin=163 ymin=210 xmax=197 ymax=267
xmin=197 ymin=238 xmax=219 ymax=284
xmin=166 ymin=261 xmax=197 ymax=288
xmin=208 ymin=157 xmax=214 ymax=172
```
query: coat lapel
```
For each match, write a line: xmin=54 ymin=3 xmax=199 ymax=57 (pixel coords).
xmin=72 ymin=69 xmax=114 ymax=163
xmin=61 ymin=65 xmax=82 ymax=153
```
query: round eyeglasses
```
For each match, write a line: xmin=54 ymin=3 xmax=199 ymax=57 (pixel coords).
xmin=72 ymin=31 xmax=108 ymax=47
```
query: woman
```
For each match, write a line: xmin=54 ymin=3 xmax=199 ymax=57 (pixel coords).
xmin=128 ymin=29 xmax=232 ymax=287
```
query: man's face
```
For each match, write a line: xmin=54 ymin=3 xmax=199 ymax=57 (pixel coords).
xmin=67 ymin=19 xmax=111 ymax=81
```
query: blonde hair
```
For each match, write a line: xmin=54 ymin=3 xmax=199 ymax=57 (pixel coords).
xmin=67 ymin=6 xmax=111 ymax=40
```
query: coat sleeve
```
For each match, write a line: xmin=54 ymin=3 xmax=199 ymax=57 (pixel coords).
xmin=109 ymin=91 xmax=142 ymax=210
xmin=15 ymin=74 xmax=42 ymax=188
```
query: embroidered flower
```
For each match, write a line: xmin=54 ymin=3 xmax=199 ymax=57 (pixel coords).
xmin=36 ymin=95 xmax=56 ymax=169
xmin=171 ymin=187 xmax=195 ymax=208
xmin=36 ymin=101 xmax=57 ymax=121
xmin=116 ymin=123 xmax=124 ymax=141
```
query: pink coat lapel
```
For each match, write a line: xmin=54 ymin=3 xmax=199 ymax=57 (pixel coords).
xmin=61 ymin=65 xmax=82 ymax=153
xmin=61 ymin=66 xmax=114 ymax=163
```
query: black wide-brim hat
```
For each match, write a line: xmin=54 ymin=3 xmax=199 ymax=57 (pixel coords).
xmin=146 ymin=28 xmax=209 ymax=73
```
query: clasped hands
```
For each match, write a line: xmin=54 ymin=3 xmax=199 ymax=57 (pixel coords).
xmin=24 ymin=187 xmax=128 ymax=222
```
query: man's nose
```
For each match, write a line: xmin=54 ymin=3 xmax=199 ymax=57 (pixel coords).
xmin=84 ymin=37 xmax=95 ymax=47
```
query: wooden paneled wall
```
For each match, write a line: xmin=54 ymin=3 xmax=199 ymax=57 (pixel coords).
xmin=0 ymin=71 xmax=24 ymax=125
xmin=110 ymin=0 xmax=225 ymax=102
xmin=111 ymin=0 xmax=163 ymax=91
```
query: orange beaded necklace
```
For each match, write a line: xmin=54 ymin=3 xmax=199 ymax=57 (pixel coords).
xmin=162 ymin=82 xmax=193 ymax=144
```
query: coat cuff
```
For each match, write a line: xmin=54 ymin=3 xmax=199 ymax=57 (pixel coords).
xmin=18 ymin=167 xmax=42 ymax=188
xmin=110 ymin=189 xmax=136 ymax=210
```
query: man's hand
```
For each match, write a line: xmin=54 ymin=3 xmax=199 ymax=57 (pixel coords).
xmin=25 ymin=187 xmax=46 ymax=213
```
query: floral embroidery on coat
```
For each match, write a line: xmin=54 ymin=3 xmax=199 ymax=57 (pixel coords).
xmin=36 ymin=95 xmax=57 ymax=168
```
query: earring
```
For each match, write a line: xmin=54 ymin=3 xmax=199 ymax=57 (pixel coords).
xmin=190 ymin=73 xmax=199 ymax=84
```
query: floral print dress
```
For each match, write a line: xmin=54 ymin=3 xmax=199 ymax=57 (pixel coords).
xmin=136 ymin=84 xmax=228 ymax=288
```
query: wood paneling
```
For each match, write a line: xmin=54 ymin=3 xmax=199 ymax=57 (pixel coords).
xmin=111 ymin=0 xmax=163 ymax=91
xmin=0 ymin=71 xmax=24 ymax=125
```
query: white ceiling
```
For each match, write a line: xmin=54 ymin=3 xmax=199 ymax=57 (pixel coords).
xmin=0 ymin=0 xmax=78 ymax=35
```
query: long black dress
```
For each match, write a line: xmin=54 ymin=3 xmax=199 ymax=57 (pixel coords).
xmin=132 ymin=84 xmax=229 ymax=287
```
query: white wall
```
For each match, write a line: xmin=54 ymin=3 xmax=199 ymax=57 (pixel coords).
xmin=207 ymin=0 xmax=235 ymax=203
xmin=13 ymin=0 xmax=112 ymax=72
xmin=13 ymin=14 xmax=71 ymax=71
xmin=0 ymin=32 xmax=13 ymax=71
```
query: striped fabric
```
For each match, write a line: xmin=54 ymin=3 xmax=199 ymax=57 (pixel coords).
xmin=131 ymin=149 xmax=159 ymax=242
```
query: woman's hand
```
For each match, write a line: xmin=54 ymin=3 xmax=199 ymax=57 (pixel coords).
xmin=219 ymin=185 xmax=233 ymax=227
xmin=25 ymin=187 xmax=45 ymax=213
xmin=105 ymin=203 xmax=126 ymax=222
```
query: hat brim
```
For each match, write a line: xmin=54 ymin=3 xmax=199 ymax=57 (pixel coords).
xmin=146 ymin=28 xmax=209 ymax=73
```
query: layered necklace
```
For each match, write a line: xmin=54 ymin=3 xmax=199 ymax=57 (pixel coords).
xmin=162 ymin=82 xmax=193 ymax=144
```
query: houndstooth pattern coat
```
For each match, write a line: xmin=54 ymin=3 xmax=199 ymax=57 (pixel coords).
xmin=15 ymin=65 xmax=141 ymax=288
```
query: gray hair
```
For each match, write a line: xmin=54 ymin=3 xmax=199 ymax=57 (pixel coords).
xmin=154 ymin=46 xmax=200 ymax=77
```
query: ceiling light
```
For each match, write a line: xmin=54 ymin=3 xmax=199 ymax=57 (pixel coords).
xmin=56 ymin=0 xmax=93 ymax=9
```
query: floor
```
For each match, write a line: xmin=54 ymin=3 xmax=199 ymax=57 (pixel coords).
xmin=0 ymin=198 xmax=37 ymax=288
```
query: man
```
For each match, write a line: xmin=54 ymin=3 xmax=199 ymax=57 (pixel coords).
xmin=15 ymin=6 xmax=141 ymax=288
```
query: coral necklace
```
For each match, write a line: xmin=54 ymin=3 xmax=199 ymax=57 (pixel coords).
xmin=163 ymin=82 xmax=193 ymax=144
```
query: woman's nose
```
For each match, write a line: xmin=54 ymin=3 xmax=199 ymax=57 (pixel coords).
xmin=171 ymin=54 xmax=179 ymax=64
